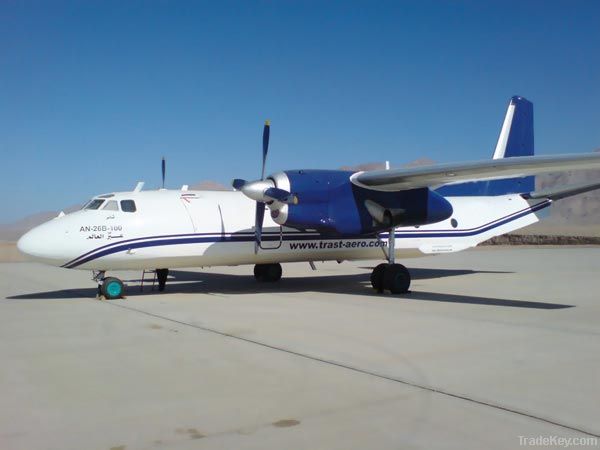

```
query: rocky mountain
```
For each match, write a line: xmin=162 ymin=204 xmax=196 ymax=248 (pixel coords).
xmin=536 ymin=170 xmax=600 ymax=225
xmin=0 ymin=204 xmax=82 ymax=242
xmin=188 ymin=180 xmax=231 ymax=191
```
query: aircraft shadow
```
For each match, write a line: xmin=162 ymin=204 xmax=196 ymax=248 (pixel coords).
xmin=122 ymin=267 xmax=511 ymax=284
xmin=7 ymin=288 xmax=98 ymax=300
xmin=360 ymin=267 xmax=512 ymax=280
xmin=7 ymin=268 xmax=573 ymax=309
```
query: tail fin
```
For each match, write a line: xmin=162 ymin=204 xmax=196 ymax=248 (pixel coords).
xmin=436 ymin=96 xmax=535 ymax=196
xmin=493 ymin=96 xmax=534 ymax=159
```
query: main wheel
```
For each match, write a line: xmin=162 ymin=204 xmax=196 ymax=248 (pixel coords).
xmin=254 ymin=264 xmax=266 ymax=281
xmin=263 ymin=263 xmax=282 ymax=282
xmin=101 ymin=277 xmax=125 ymax=299
xmin=370 ymin=263 xmax=388 ymax=292
xmin=383 ymin=264 xmax=411 ymax=294
xmin=254 ymin=263 xmax=282 ymax=282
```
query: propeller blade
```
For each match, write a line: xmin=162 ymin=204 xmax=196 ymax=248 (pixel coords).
xmin=232 ymin=179 xmax=247 ymax=190
xmin=255 ymin=202 xmax=266 ymax=253
xmin=264 ymin=187 xmax=298 ymax=204
xmin=161 ymin=157 xmax=166 ymax=189
xmin=261 ymin=120 xmax=270 ymax=180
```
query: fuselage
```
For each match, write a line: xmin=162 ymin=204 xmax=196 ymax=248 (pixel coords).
xmin=17 ymin=189 xmax=550 ymax=270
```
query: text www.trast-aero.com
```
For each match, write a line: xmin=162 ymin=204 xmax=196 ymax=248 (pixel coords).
xmin=289 ymin=240 xmax=388 ymax=250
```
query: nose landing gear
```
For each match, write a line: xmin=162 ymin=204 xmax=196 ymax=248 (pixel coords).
xmin=93 ymin=271 xmax=126 ymax=300
xmin=102 ymin=277 xmax=125 ymax=299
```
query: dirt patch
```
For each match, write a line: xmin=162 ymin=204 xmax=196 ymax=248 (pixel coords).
xmin=272 ymin=419 xmax=300 ymax=428
xmin=175 ymin=428 xmax=205 ymax=439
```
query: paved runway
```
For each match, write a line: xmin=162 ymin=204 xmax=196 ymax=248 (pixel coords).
xmin=1 ymin=247 xmax=599 ymax=449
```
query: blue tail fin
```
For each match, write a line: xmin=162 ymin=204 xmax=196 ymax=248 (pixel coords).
xmin=437 ymin=96 xmax=535 ymax=196
xmin=493 ymin=96 xmax=534 ymax=159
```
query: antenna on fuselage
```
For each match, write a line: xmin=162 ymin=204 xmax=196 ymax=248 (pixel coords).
xmin=133 ymin=181 xmax=145 ymax=192
xmin=161 ymin=157 xmax=166 ymax=189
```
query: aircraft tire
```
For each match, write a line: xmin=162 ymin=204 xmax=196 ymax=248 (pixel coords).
xmin=254 ymin=264 xmax=266 ymax=281
xmin=254 ymin=263 xmax=282 ymax=282
xmin=264 ymin=263 xmax=282 ymax=282
xmin=383 ymin=264 xmax=411 ymax=294
xmin=101 ymin=277 xmax=125 ymax=300
xmin=370 ymin=263 xmax=388 ymax=293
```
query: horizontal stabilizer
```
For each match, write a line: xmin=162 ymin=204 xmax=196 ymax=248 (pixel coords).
xmin=524 ymin=181 xmax=600 ymax=201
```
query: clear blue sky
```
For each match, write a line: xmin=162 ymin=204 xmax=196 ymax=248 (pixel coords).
xmin=1 ymin=0 xmax=599 ymax=222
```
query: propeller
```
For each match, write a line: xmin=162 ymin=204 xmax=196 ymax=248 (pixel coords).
xmin=255 ymin=120 xmax=269 ymax=253
xmin=261 ymin=120 xmax=270 ymax=180
xmin=232 ymin=120 xmax=296 ymax=253
xmin=161 ymin=156 xmax=166 ymax=189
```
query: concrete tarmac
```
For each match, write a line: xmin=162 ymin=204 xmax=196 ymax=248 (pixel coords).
xmin=1 ymin=247 xmax=599 ymax=450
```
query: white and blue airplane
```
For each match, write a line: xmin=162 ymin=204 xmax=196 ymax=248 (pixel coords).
xmin=17 ymin=96 xmax=600 ymax=299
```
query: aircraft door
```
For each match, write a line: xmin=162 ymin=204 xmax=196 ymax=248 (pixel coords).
xmin=179 ymin=193 xmax=222 ymax=234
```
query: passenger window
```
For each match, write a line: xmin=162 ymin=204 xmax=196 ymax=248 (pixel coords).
xmin=121 ymin=200 xmax=137 ymax=212
xmin=103 ymin=200 xmax=119 ymax=211
xmin=84 ymin=199 xmax=105 ymax=210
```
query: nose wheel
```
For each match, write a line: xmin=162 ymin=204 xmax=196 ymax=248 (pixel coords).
xmin=101 ymin=277 xmax=125 ymax=299
xmin=93 ymin=271 xmax=125 ymax=300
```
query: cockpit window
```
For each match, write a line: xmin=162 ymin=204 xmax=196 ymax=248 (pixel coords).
xmin=121 ymin=200 xmax=137 ymax=212
xmin=84 ymin=199 xmax=105 ymax=210
xmin=102 ymin=200 xmax=119 ymax=211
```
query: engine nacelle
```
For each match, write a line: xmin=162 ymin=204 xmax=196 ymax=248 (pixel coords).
xmin=267 ymin=170 xmax=453 ymax=235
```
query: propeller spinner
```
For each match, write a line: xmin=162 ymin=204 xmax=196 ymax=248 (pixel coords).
xmin=232 ymin=121 xmax=296 ymax=253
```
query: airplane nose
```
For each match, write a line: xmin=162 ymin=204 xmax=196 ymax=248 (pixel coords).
xmin=17 ymin=222 xmax=69 ymax=266
xmin=17 ymin=228 xmax=37 ymax=258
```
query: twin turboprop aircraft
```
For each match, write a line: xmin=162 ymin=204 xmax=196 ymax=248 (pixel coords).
xmin=17 ymin=96 xmax=600 ymax=299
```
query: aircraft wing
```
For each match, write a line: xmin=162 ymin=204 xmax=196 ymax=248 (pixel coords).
xmin=351 ymin=153 xmax=600 ymax=192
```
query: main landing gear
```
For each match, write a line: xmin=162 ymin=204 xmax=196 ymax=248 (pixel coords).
xmin=370 ymin=263 xmax=411 ymax=294
xmin=254 ymin=263 xmax=282 ymax=282
xmin=370 ymin=227 xmax=411 ymax=294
